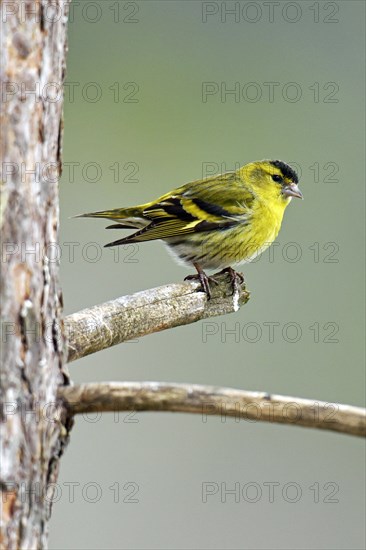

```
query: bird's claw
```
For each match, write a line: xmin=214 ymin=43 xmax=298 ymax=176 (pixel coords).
xmin=213 ymin=267 xmax=245 ymax=295
xmin=185 ymin=265 xmax=244 ymax=299
xmin=184 ymin=272 xmax=218 ymax=300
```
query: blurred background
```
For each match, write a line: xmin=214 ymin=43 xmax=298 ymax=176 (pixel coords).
xmin=52 ymin=1 xmax=365 ymax=548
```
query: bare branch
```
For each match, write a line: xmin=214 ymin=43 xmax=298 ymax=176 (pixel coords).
xmin=64 ymin=275 xmax=250 ymax=363
xmin=59 ymin=382 xmax=366 ymax=438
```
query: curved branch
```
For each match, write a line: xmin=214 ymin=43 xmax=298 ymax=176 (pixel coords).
xmin=59 ymin=382 xmax=366 ymax=438
xmin=64 ymin=275 xmax=249 ymax=363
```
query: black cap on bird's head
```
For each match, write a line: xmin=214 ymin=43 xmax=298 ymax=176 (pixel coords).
xmin=269 ymin=160 xmax=298 ymax=184
xmin=269 ymin=159 xmax=303 ymax=200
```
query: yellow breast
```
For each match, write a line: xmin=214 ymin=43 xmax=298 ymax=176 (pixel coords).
xmin=231 ymin=197 xmax=289 ymax=265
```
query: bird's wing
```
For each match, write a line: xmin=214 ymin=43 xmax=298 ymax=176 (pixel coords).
xmin=105 ymin=172 xmax=255 ymax=246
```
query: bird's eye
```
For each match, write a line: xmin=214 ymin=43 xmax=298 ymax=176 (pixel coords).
xmin=271 ymin=174 xmax=283 ymax=183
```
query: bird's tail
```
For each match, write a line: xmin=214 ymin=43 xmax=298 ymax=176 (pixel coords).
xmin=74 ymin=205 xmax=143 ymax=222
xmin=74 ymin=204 xmax=152 ymax=246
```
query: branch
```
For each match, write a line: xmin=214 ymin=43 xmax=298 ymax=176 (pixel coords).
xmin=64 ymin=274 xmax=249 ymax=363
xmin=59 ymin=382 xmax=366 ymax=438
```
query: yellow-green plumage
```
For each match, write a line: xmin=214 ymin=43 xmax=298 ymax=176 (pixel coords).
xmin=77 ymin=159 xmax=302 ymax=273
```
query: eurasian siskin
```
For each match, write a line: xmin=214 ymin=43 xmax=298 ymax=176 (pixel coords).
xmin=77 ymin=160 xmax=302 ymax=297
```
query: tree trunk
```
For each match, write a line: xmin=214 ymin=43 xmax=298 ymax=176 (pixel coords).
xmin=0 ymin=1 xmax=71 ymax=547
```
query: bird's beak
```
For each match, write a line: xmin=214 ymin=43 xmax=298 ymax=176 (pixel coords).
xmin=282 ymin=182 xmax=303 ymax=199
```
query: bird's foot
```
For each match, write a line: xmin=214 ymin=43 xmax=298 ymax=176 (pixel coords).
xmin=213 ymin=266 xmax=245 ymax=295
xmin=184 ymin=264 xmax=219 ymax=300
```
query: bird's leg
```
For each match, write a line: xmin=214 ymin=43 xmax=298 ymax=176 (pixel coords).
xmin=213 ymin=266 xmax=245 ymax=295
xmin=184 ymin=262 xmax=219 ymax=300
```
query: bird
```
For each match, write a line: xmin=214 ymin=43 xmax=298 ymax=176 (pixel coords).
xmin=76 ymin=160 xmax=303 ymax=298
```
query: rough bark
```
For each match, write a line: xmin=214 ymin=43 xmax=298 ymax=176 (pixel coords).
xmin=65 ymin=275 xmax=250 ymax=363
xmin=0 ymin=2 xmax=71 ymax=548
